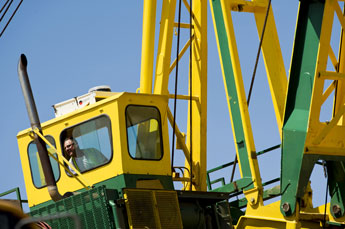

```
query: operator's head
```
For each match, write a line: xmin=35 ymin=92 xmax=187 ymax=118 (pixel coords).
xmin=64 ymin=137 xmax=77 ymax=158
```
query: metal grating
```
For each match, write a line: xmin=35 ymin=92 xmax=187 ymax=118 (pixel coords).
xmin=155 ymin=191 xmax=182 ymax=229
xmin=30 ymin=186 xmax=114 ymax=229
xmin=125 ymin=189 xmax=157 ymax=228
xmin=124 ymin=189 xmax=182 ymax=229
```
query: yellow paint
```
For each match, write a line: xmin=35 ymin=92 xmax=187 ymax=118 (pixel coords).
xmin=305 ymin=0 xmax=345 ymax=156
xmin=140 ymin=0 xmax=156 ymax=94
xmin=236 ymin=199 xmax=345 ymax=228
xmin=153 ymin=0 xmax=176 ymax=95
xmin=17 ymin=92 xmax=171 ymax=207
xmin=228 ymin=0 xmax=266 ymax=13
xmin=212 ymin=0 xmax=263 ymax=203
xmin=36 ymin=151 xmax=46 ymax=186
xmin=183 ymin=0 xmax=208 ymax=191
xmin=32 ymin=129 xmax=92 ymax=189
xmin=136 ymin=179 xmax=164 ymax=189
xmin=253 ymin=1 xmax=287 ymax=136
xmin=334 ymin=0 xmax=345 ymax=126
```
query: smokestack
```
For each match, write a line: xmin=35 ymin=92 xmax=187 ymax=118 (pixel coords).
xmin=17 ymin=54 xmax=66 ymax=202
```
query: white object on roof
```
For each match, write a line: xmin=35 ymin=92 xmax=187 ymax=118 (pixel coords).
xmin=53 ymin=92 xmax=97 ymax=117
xmin=53 ymin=86 xmax=112 ymax=117
xmin=88 ymin=85 xmax=111 ymax=93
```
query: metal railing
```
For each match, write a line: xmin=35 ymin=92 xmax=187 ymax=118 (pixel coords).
xmin=206 ymin=144 xmax=281 ymax=191
xmin=0 ymin=187 xmax=28 ymax=210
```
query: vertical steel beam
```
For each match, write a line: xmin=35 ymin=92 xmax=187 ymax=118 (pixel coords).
xmin=140 ymin=0 xmax=157 ymax=94
xmin=153 ymin=0 xmax=177 ymax=95
xmin=185 ymin=0 xmax=208 ymax=191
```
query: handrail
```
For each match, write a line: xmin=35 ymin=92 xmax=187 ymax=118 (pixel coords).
xmin=0 ymin=187 xmax=27 ymax=210
xmin=207 ymin=144 xmax=281 ymax=190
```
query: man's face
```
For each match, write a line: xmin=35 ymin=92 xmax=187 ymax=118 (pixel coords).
xmin=64 ymin=139 xmax=76 ymax=158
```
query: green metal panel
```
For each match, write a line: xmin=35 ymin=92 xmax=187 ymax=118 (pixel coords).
xmin=29 ymin=173 xmax=174 ymax=213
xmin=327 ymin=161 xmax=345 ymax=218
xmin=281 ymin=0 xmax=324 ymax=216
xmin=95 ymin=174 xmax=174 ymax=197
xmin=30 ymin=186 xmax=115 ymax=228
xmin=210 ymin=0 xmax=254 ymax=191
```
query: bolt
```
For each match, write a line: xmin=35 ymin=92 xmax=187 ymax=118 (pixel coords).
xmin=282 ymin=202 xmax=290 ymax=213
xmin=332 ymin=204 xmax=342 ymax=217
xmin=250 ymin=197 xmax=255 ymax=204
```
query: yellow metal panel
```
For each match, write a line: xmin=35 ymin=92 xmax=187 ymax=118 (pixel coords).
xmin=253 ymin=1 xmax=287 ymax=136
xmin=118 ymin=94 xmax=171 ymax=176
xmin=153 ymin=0 xmax=176 ymax=95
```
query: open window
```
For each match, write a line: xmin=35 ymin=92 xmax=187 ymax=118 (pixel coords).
xmin=126 ymin=105 xmax=163 ymax=160
xmin=60 ymin=115 xmax=112 ymax=174
xmin=27 ymin=136 xmax=60 ymax=188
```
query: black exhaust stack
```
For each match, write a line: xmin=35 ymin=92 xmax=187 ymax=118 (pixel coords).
xmin=17 ymin=54 xmax=65 ymax=202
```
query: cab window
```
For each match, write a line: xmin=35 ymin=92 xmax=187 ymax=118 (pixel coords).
xmin=60 ymin=115 xmax=112 ymax=174
xmin=126 ymin=105 xmax=163 ymax=160
xmin=28 ymin=136 xmax=60 ymax=188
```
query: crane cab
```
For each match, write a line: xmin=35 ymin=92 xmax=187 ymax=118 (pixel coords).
xmin=17 ymin=91 xmax=172 ymax=209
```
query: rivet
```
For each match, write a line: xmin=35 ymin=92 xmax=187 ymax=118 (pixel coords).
xmin=282 ymin=202 xmax=290 ymax=213
xmin=332 ymin=204 xmax=342 ymax=217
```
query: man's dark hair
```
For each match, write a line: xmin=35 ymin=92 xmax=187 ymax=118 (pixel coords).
xmin=64 ymin=136 xmax=75 ymax=143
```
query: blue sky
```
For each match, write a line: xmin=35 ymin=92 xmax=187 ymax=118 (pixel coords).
xmin=0 ymin=1 xmax=330 ymax=211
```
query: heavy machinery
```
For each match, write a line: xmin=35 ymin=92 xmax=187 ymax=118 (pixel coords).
xmin=2 ymin=0 xmax=345 ymax=228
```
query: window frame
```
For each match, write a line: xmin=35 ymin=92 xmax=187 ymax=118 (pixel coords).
xmin=60 ymin=114 xmax=113 ymax=175
xmin=125 ymin=105 xmax=164 ymax=161
xmin=27 ymin=135 xmax=61 ymax=189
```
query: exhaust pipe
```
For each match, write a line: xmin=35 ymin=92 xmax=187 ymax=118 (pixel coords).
xmin=17 ymin=54 xmax=66 ymax=202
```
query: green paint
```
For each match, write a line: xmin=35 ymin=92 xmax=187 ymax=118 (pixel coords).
xmin=30 ymin=186 xmax=115 ymax=228
xmin=94 ymin=174 xmax=174 ymax=197
xmin=327 ymin=161 xmax=345 ymax=218
xmin=207 ymin=145 xmax=280 ymax=191
xmin=211 ymin=177 xmax=253 ymax=193
xmin=30 ymin=173 xmax=173 ymax=213
xmin=210 ymin=0 xmax=254 ymax=191
xmin=281 ymin=0 xmax=324 ymax=216
xmin=229 ymin=185 xmax=281 ymax=209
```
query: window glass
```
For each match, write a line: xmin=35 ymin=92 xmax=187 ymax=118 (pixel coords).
xmin=61 ymin=115 xmax=112 ymax=175
xmin=126 ymin=105 xmax=163 ymax=160
xmin=28 ymin=136 xmax=59 ymax=188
